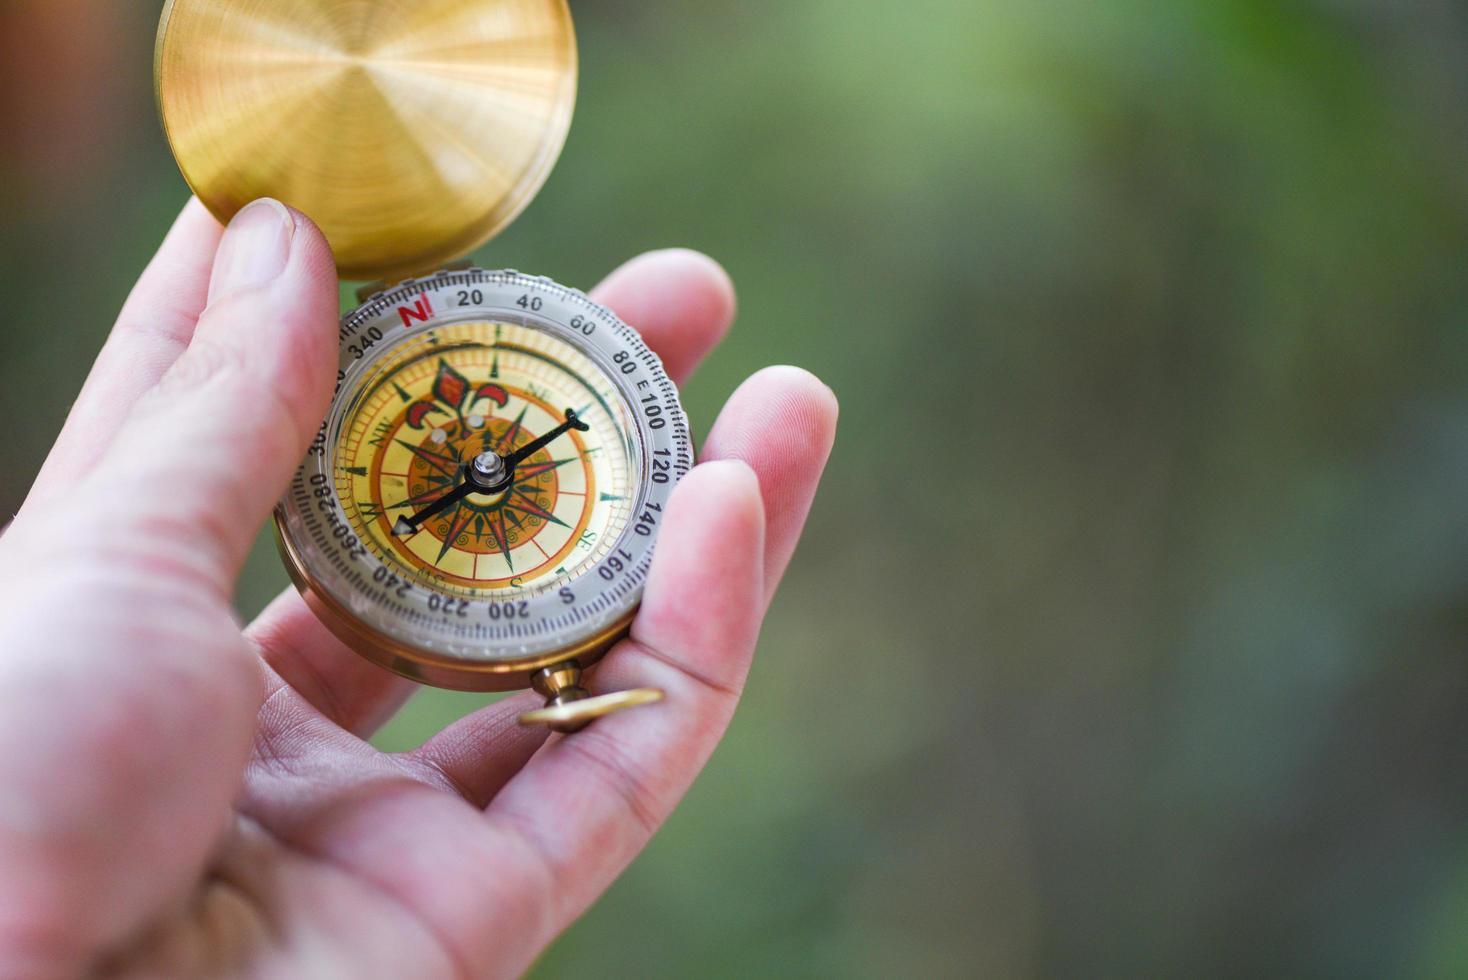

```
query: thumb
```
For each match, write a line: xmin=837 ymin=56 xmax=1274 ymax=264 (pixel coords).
xmin=96 ymin=198 xmax=340 ymax=592
xmin=0 ymin=200 xmax=337 ymax=974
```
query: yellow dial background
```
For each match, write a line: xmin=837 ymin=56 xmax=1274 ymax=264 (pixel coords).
xmin=334 ymin=321 xmax=633 ymax=596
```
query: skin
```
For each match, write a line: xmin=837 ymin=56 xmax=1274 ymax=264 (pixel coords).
xmin=0 ymin=199 xmax=838 ymax=979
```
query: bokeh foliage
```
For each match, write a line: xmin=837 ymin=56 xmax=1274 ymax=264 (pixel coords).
xmin=5 ymin=1 xmax=1468 ymax=976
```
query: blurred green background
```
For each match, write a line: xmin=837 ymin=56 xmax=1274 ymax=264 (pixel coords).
xmin=5 ymin=1 xmax=1468 ymax=976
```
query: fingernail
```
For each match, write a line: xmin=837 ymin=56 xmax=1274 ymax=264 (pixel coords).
xmin=208 ymin=199 xmax=294 ymax=304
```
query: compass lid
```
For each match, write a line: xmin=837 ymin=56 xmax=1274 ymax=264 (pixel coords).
xmin=155 ymin=0 xmax=577 ymax=282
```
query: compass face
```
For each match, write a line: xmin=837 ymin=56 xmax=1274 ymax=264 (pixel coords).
xmin=339 ymin=321 xmax=631 ymax=596
xmin=275 ymin=270 xmax=691 ymax=689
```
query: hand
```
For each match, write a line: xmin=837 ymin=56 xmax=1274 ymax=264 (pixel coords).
xmin=0 ymin=199 xmax=837 ymax=978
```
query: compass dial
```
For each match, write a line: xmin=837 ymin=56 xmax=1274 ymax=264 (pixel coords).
xmin=338 ymin=321 xmax=631 ymax=596
xmin=275 ymin=270 xmax=691 ymax=690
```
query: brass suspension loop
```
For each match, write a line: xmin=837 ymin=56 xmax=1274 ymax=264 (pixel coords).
xmin=519 ymin=664 xmax=665 ymax=734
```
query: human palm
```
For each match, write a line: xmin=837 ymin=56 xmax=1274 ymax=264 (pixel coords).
xmin=0 ymin=200 xmax=836 ymax=979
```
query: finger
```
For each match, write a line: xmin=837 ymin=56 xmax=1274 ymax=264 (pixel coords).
xmin=413 ymin=368 xmax=838 ymax=806
xmin=590 ymin=248 xmax=735 ymax=384
xmin=483 ymin=460 xmax=766 ymax=943
xmin=91 ymin=199 xmax=339 ymax=592
xmin=296 ymin=465 xmax=762 ymax=977
xmin=247 ymin=589 xmax=418 ymax=738
xmin=700 ymin=365 xmax=839 ymax=604
xmin=202 ymin=466 xmax=762 ymax=978
xmin=254 ymin=250 xmax=739 ymax=738
xmin=23 ymin=199 xmax=222 ymax=505
xmin=401 ymin=692 xmax=547 ymax=807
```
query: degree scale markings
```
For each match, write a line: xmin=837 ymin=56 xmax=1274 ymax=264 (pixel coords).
xmin=303 ymin=507 xmax=592 ymax=641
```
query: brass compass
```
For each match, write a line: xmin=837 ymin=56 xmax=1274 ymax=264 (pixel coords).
xmin=155 ymin=0 xmax=688 ymax=732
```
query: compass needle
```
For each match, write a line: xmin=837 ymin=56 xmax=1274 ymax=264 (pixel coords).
xmin=390 ymin=485 xmax=452 ymax=510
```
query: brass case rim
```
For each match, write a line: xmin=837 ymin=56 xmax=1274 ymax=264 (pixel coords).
xmin=273 ymin=517 xmax=632 ymax=692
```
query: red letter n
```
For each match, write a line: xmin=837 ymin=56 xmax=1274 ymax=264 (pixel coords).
xmin=398 ymin=293 xmax=435 ymax=328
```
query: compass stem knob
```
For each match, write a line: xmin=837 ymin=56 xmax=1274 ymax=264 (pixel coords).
xmin=531 ymin=663 xmax=591 ymax=705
